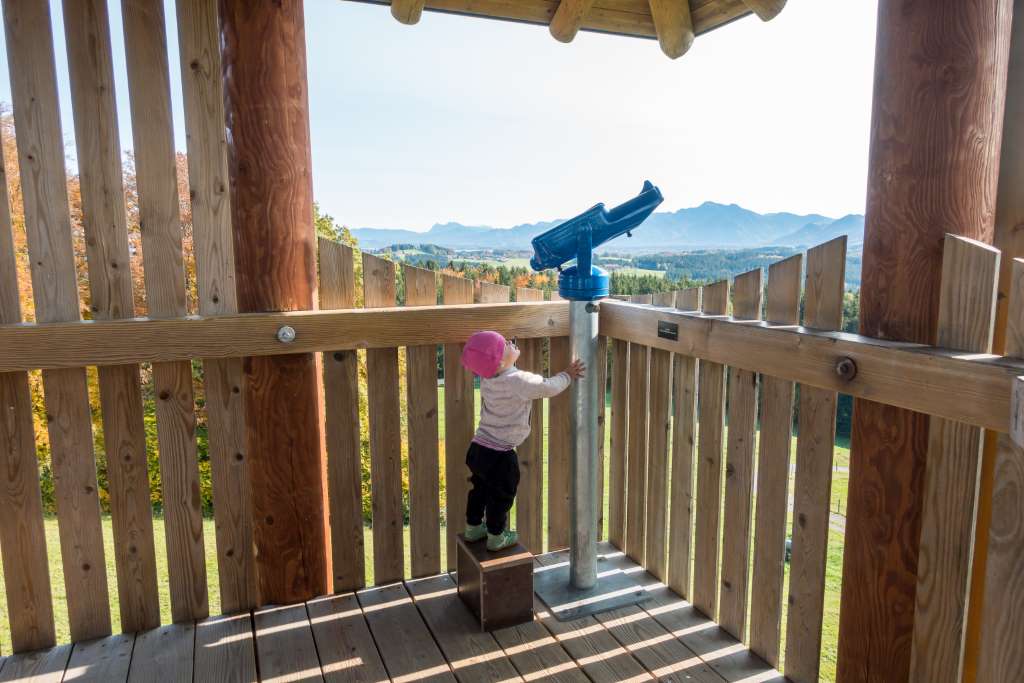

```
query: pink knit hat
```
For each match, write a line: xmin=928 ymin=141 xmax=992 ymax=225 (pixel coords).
xmin=461 ymin=331 xmax=506 ymax=377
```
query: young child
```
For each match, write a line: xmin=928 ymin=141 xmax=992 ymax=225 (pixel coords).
xmin=460 ymin=330 xmax=585 ymax=551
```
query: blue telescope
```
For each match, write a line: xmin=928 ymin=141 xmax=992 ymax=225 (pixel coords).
xmin=529 ymin=181 xmax=663 ymax=300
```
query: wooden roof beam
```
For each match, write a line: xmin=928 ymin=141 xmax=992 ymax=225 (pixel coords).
xmin=741 ymin=0 xmax=785 ymax=21
xmin=391 ymin=0 xmax=426 ymax=24
xmin=549 ymin=0 xmax=596 ymax=43
xmin=648 ymin=0 xmax=694 ymax=59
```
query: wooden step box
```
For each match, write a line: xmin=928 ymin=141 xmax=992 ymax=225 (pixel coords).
xmin=456 ymin=535 xmax=534 ymax=631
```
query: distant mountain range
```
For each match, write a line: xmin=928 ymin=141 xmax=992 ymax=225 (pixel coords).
xmin=351 ymin=201 xmax=865 ymax=252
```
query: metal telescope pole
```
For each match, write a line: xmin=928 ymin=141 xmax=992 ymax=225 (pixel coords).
xmin=569 ymin=299 xmax=599 ymax=590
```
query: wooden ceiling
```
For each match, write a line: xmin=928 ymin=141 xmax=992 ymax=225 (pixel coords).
xmin=342 ymin=0 xmax=785 ymax=58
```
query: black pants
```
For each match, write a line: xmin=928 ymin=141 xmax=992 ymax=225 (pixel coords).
xmin=465 ymin=442 xmax=520 ymax=535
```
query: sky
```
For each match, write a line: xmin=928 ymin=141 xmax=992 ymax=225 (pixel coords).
xmin=0 ymin=0 xmax=878 ymax=232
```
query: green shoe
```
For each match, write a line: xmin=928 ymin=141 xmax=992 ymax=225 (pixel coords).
xmin=487 ymin=529 xmax=518 ymax=551
xmin=463 ymin=523 xmax=487 ymax=542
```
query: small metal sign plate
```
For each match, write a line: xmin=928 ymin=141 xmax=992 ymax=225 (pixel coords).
xmin=657 ymin=320 xmax=679 ymax=341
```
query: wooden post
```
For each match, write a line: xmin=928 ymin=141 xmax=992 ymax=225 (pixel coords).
xmin=219 ymin=0 xmax=330 ymax=603
xmin=838 ymin=1 xmax=1013 ymax=680
xmin=964 ymin=4 xmax=1024 ymax=679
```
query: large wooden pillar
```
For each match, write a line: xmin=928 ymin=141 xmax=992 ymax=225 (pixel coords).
xmin=219 ymin=0 xmax=330 ymax=603
xmin=838 ymin=1 xmax=1013 ymax=680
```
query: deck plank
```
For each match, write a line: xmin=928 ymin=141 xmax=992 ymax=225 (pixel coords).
xmin=491 ymin=607 xmax=588 ymax=682
xmin=194 ymin=614 xmax=257 ymax=683
xmin=63 ymin=634 xmax=134 ymax=683
xmin=533 ymin=554 xmax=652 ymax=682
xmin=406 ymin=575 xmax=523 ymax=682
xmin=254 ymin=604 xmax=323 ymax=682
xmin=0 ymin=644 xmax=69 ymax=683
xmin=358 ymin=582 xmax=456 ymax=683
xmin=307 ymin=594 xmax=389 ymax=683
xmin=598 ymin=546 xmax=782 ymax=683
xmin=128 ymin=623 xmax=194 ymax=683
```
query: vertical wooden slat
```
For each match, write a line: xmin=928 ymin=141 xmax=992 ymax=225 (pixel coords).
xmin=608 ymin=338 xmax=629 ymax=550
xmin=547 ymin=323 xmax=572 ymax=552
xmin=516 ymin=287 xmax=546 ymax=554
xmin=3 ymin=0 xmax=112 ymax=641
xmin=718 ymin=268 xmax=764 ymax=640
xmin=0 ymin=123 xmax=55 ymax=652
xmin=977 ymin=258 xmax=1024 ymax=683
xmin=442 ymin=274 xmax=475 ymax=569
xmin=362 ymin=253 xmax=404 ymax=584
xmin=909 ymin=235 xmax=1000 ymax=682
xmin=749 ymin=253 xmax=802 ymax=668
xmin=123 ymin=0 xmax=209 ymax=627
xmin=624 ymin=294 xmax=652 ymax=564
xmin=644 ymin=292 xmax=674 ymax=580
xmin=404 ymin=264 xmax=441 ymax=578
xmin=477 ymin=281 xmax=511 ymax=304
xmin=692 ymin=280 xmax=729 ymax=620
xmin=667 ymin=286 xmax=700 ymax=600
xmin=318 ymin=239 xmax=365 ymax=591
xmin=596 ymin=333 xmax=608 ymax=541
xmin=785 ymin=236 xmax=846 ymax=683
xmin=176 ymin=0 xmax=255 ymax=613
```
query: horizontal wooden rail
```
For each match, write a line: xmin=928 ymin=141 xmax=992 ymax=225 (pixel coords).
xmin=0 ymin=301 xmax=568 ymax=372
xmin=600 ymin=299 xmax=1023 ymax=434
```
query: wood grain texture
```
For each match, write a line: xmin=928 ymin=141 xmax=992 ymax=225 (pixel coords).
xmin=406 ymin=574 xmax=524 ymax=682
xmin=548 ymin=334 xmax=572 ymax=551
xmin=968 ymin=9 xmax=1024 ymax=675
xmin=491 ymin=609 xmax=588 ymax=682
xmin=667 ymin=286 xmax=700 ymax=600
xmin=318 ymin=239 xmax=365 ymax=591
xmin=123 ymin=2 xmax=205 ymax=625
xmin=0 ymin=302 xmax=572 ymax=373
xmin=0 ymin=124 xmax=54 ymax=652
xmin=910 ymin=236 xmax=999 ymax=682
xmin=624 ymin=341 xmax=648 ymax=564
xmin=307 ymin=594 xmax=388 ymax=682
xmin=607 ymin=338 xmax=629 ymax=550
xmin=128 ymin=624 xmax=194 ymax=683
xmin=785 ymin=238 xmax=845 ymax=683
xmin=749 ymin=254 xmax=801 ymax=668
xmin=840 ymin=1 xmax=1013 ymax=679
xmin=391 ymin=0 xmax=427 ymax=23
xmin=346 ymin=0 xmax=754 ymax=41
xmin=0 ymin=644 xmax=69 ymax=683
xmin=476 ymin=280 xmax=511 ymax=304
xmin=220 ymin=0 xmax=329 ymax=604
xmin=442 ymin=274 xmax=475 ymax=569
xmin=64 ymin=0 xmax=166 ymax=629
xmin=357 ymin=582 xmax=456 ymax=683
xmin=176 ymin=0 xmax=254 ymax=613
xmin=516 ymin=287 xmax=546 ymax=554
xmin=362 ymin=254 xmax=404 ymax=584
xmin=740 ymin=0 xmax=785 ymax=21
xmin=647 ymin=0 xmax=694 ymax=58
xmin=3 ymin=0 xmax=111 ymax=641
xmin=692 ymin=280 xmax=729 ymax=620
xmin=645 ymin=345 xmax=671 ymax=580
xmin=194 ymin=614 xmax=257 ymax=683
xmin=65 ymin=634 xmax=134 ymax=683
xmin=599 ymin=299 xmax=1024 ymax=434
xmin=253 ymin=604 xmax=323 ymax=682
xmin=534 ymin=553 xmax=653 ymax=682
xmin=549 ymin=0 xmax=597 ymax=42
xmin=718 ymin=269 xmax=763 ymax=640
xmin=405 ymin=265 xmax=441 ymax=578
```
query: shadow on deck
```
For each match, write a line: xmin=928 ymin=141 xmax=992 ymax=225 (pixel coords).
xmin=0 ymin=544 xmax=783 ymax=682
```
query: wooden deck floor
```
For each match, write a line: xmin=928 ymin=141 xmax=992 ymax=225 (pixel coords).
xmin=0 ymin=544 xmax=784 ymax=683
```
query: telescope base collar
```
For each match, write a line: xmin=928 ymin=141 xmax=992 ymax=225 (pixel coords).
xmin=558 ymin=265 xmax=609 ymax=301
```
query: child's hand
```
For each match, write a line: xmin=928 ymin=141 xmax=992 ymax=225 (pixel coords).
xmin=565 ymin=359 xmax=586 ymax=380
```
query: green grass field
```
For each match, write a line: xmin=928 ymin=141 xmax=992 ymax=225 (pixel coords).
xmin=0 ymin=390 xmax=849 ymax=681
